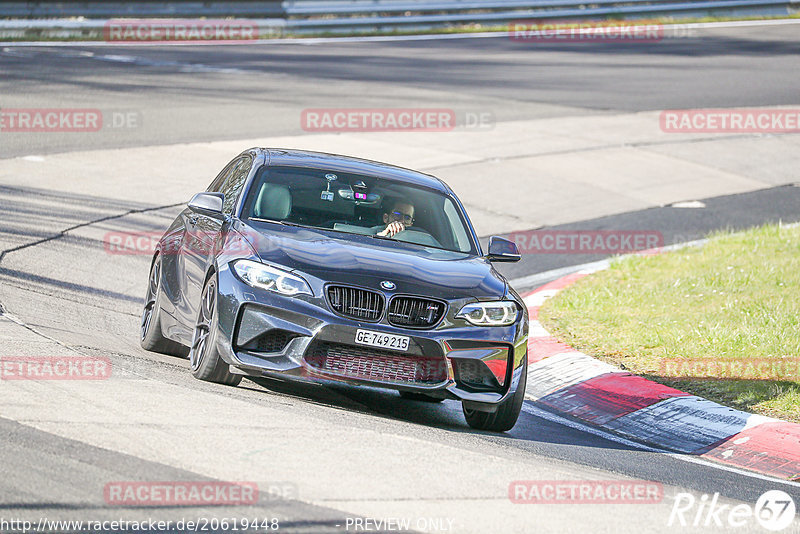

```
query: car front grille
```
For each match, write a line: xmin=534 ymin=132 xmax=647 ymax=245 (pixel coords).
xmin=388 ymin=297 xmax=446 ymax=328
xmin=327 ymin=285 xmax=384 ymax=321
xmin=304 ymin=342 xmax=447 ymax=384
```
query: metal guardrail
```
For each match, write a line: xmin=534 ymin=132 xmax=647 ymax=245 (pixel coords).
xmin=0 ymin=2 xmax=285 ymax=18
xmin=0 ymin=0 xmax=797 ymax=37
xmin=284 ymin=0 xmax=797 ymax=29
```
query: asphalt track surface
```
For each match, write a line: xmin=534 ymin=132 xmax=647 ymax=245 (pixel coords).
xmin=1 ymin=23 xmax=800 ymax=157
xmin=1 ymin=23 xmax=800 ymax=533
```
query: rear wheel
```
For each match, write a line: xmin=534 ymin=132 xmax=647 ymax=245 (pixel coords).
xmin=189 ymin=275 xmax=242 ymax=387
xmin=399 ymin=391 xmax=445 ymax=403
xmin=140 ymin=254 xmax=188 ymax=357
xmin=462 ymin=359 xmax=527 ymax=432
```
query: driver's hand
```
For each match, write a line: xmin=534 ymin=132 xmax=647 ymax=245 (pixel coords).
xmin=377 ymin=221 xmax=405 ymax=237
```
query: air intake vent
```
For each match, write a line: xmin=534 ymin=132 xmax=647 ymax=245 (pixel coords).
xmin=304 ymin=342 xmax=447 ymax=384
xmin=388 ymin=297 xmax=446 ymax=328
xmin=327 ymin=285 xmax=384 ymax=321
xmin=255 ymin=330 xmax=297 ymax=353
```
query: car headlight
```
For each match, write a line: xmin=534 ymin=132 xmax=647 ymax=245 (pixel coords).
xmin=456 ymin=301 xmax=518 ymax=326
xmin=232 ymin=260 xmax=312 ymax=296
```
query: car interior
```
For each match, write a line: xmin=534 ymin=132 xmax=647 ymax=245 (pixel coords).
xmin=243 ymin=166 xmax=473 ymax=253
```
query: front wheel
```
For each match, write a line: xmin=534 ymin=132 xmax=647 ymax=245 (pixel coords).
xmin=462 ymin=359 xmax=527 ymax=432
xmin=189 ymin=275 xmax=242 ymax=387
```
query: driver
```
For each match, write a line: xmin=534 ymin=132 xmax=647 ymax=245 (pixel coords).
xmin=375 ymin=200 xmax=415 ymax=237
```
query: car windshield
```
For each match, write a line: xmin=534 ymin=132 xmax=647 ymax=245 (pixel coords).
xmin=242 ymin=165 xmax=477 ymax=254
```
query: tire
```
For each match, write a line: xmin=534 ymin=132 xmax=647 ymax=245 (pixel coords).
xmin=140 ymin=254 xmax=189 ymax=357
xmin=399 ymin=391 xmax=445 ymax=403
xmin=189 ymin=274 xmax=242 ymax=387
xmin=462 ymin=359 xmax=527 ymax=432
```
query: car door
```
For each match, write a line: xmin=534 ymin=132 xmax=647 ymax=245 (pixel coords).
xmin=178 ymin=155 xmax=253 ymax=331
xmin=167 ymin=157 xmax=239 ymax=338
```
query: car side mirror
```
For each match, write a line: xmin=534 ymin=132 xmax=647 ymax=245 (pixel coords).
xmin=486 ymin=236 xmax=521 ymax=262
xmin=188 ymin=192 xmax=224 ymax=217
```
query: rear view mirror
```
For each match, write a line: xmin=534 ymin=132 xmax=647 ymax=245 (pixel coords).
xmin=486 ymin=236 xmax=521 ymax=262
xmin=188 ymin=192 xmax=224 ymax=216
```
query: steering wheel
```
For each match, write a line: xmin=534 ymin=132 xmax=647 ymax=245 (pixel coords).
xmin=393 ymin=228 xmax=442 ymax=248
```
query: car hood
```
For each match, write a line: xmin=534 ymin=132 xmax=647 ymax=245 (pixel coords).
xmin=240 ymin=221 xmax=506 ymax=299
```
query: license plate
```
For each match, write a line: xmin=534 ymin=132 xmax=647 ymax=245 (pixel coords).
xmin=355 ymin=329 xmax=409 ymax=352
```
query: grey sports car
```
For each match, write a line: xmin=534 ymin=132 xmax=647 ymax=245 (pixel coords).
xmin=140 ymin=148 xmax=528 ymax=431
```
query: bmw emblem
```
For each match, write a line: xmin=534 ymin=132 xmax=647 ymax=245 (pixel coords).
xmin=380 ymin=280 xmax=396 ymax=291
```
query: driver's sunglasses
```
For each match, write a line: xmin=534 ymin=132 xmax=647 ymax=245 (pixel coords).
xmin=391 ymin=211 xmax=415 ymax=224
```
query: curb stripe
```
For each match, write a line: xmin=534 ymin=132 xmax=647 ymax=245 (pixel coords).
xmin=697 ymin=422 xmax=800 ymax=481
xmin=603 ymin=396 xmax=769 ymax=454
xmin=527 ymin=336 xmax=575 ymax=362
xmin=537 ymin=372 xmax=690 ymax=425
xmin=526 ymin=352 xmax=624 ymax=401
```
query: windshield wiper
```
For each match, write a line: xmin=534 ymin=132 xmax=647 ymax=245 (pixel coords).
xmin=250 ymin=218 xmax=313 ymax=228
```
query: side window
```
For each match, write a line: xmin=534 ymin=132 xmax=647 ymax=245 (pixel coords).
xmin=219 ymin=157 xmax=253 ymax=216
xmin=207 ymin=158 xmax=239 ymax=192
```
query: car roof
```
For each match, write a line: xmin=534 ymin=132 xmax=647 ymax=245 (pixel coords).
xmin=257 ymin=148 xmax=451 ymax=193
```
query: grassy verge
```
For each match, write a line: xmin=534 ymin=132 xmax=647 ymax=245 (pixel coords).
xmin=1 ymin=13 xmax=799 ymax=43
xmin=538 ymin=223 xmax=800 ymax=422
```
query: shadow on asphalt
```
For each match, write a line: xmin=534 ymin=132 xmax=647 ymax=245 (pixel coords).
xmin=246 ymin=375 xmax=642 ymax=452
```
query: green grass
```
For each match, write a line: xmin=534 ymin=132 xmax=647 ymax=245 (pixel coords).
xmin=538 ymin=223 xmax=800 ymax=422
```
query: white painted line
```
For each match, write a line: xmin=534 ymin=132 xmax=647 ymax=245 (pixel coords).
xmin=521 ymin=401 xmax=800 ymax=488
xmin=671 ymin=200 xmax=706 ymax=208
xmin=511 ymin=237 xmax=713 ymax=291
xmin=522 ymin=289 xmax=560 ymax=308
xmin=287 ymin=31 xmax=511 ymax=45
xmin=511 ymin=260 xmax=609 ymax=291
xmin=528 ymin=320 xmax=549 ymax=338
xmin=684 ymin=18 xmax=800 ymax=29
xmin=92 ymin=53 xmax=247 ymax=73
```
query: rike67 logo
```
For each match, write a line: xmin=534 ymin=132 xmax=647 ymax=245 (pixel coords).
xmin=669 ymin=490 xmax=796 ymax=531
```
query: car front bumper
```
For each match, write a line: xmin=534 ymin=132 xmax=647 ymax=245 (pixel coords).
xmin=213 ymin=265 xmax=528 ymax=411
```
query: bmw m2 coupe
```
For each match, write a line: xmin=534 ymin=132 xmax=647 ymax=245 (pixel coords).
xmin=140 ymin=148 xmax=528 ymax=431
